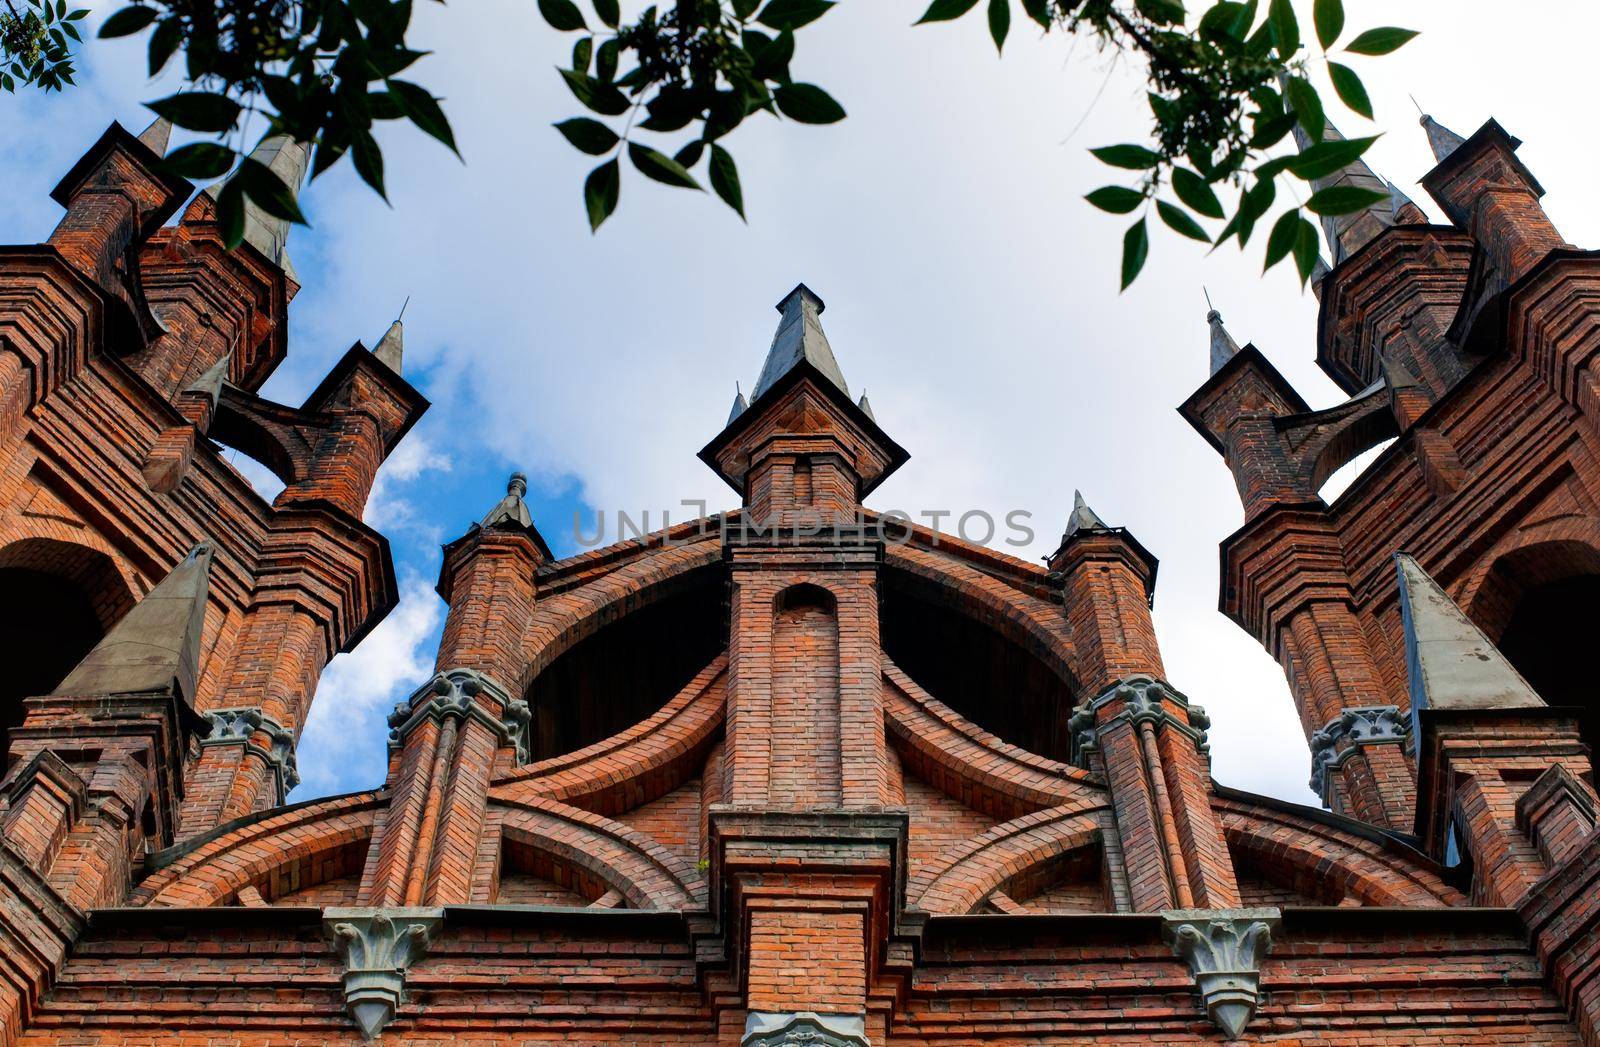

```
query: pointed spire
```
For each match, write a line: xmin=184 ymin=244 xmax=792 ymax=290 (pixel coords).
xmin=480 ymin=471 xmax=535 ymax=531
xmin=185 ymin=352 xmax=231 ymax=405
xmin=727 ymin=382 xmax=748 ymax=425
xmin=750 ymin=283 xmax=849 ymax=402
xmin=1206 ymin=292 xmax=1242 ymax=375
xmin=1394 ymin=553 xmax=1544 ymax=717
xmin=53 ymin=543 xmax=215 ymax=704
xmin=1290 ymin=117 xmax=1401 ymax=264
xmin=206 ymin=134 xmax=309 ymax=269
xmin=856 ymin=390 xmax=876 ymax=421
xmin=373 ymin=320 xmax=404 ymax=374
xmin=137 ymin=116 xmax=172 ymax=156
xmin=1060 ymin=489 xmax=1110 ymax=545
xmin=1379 ymin=351 xmax=1421 ymax=391
xmin=1419 ymin=113 xmax=1467 ymax=164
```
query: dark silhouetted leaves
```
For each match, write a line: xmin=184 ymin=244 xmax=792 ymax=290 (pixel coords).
xmin=710 ymin=144 xmax=744 ymax=219
xmin=387 ymin=78 xmax=457 ymax=154
xmin=98 ymin=6 xmax=155 ymax=37
xmin=915 ymin=0 xmax=980 ymax=24
xmin=1121 ymin=218 xmax=1149 ymax=290
xmin=1085 ymin=186 xmax=1144 ymax=214
xmin=1345 ymin=26 xmax=1417 ymax=55
xmin=560 ymin=68 xmax=629 ymax=115
xmin=987 ymin=0 xmax=1008 ymax=53
xmin=1306 ymin=185 xmax=1387 ymax=215
xmin=758 ymin=0 xmax=834 ymax=30
xmin=1158 ymin=200 xmax=1209 ymax=242
xmin=538 ymin=0 xmax=586 ymax=32
xmin=1287 ymin=134 xmax=1376 ymax=180
xmin=1092 ymin=143 xmax=1161 ymax=169
xmin=147 ymin=91 xmax=240 ymax=132
xmin=1312 ymin=0 xmax=1343 ymax=49
xmin=1328 ymin=61 xmax=1370 ymax=118
xmin=1172 ymin=168 xmax=1223 ymax=218
xmin=160 ymin=141 xmax=234 ymax=179
xmin=628 ymin=142 xmax=702 ymax=189
xmin=774 ymin=82 xmax=844 ymax=123
xmin=554 ymin=117 xmax=618 ymax=155
xmin=584 ymin=158 xmax=620 ymax=231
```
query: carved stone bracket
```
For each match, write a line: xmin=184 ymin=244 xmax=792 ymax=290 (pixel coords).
xmin=1307 ymin=705 xmax=1410 ymax=801
xmin=199 ymin=706 xmax=300 ymax=801
xmin=1162 ymin=907 xmax=1281 ymax=1040
xmin=742 ymin=1011 xmax=871 ymax=1046
xmin=1067 ymin=675 xmax=1211 ymax=769
xmin=324 ymin=907 xmax=443 ymax=1042
xmin=387 ymin=668 xmax=531 ymax=764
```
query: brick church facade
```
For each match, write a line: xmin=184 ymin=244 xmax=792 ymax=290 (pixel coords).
xmin=1 ymin=105 xmax=1599 ymax=1044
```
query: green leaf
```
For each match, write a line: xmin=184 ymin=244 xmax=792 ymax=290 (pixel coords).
xmin=584 ymin=158 xmax=620 ymax=231
xmin=1312 ymin=0 xmax=1342 ymax=49
xmin=596 ymin=38 xmax=619 ymax=81
xmin=1158 ymin=200 xmax=1209 ymax=242
xmin=1284 ymin=74 xmax=1323 ymax=142
xmin=1306 ymin=185 xmax=1387 ymax=215
xmin=387 ymin=78 xmax=458 ymax=155
xmin=1327 ymin=61 xmax=1371 ymax=119
xmin=1171 ymin=167 xmax=1223 ymax=218
xmin=987 ymin=0 xmax=1009 ymax=53
xmin=1085 ymin=185 xmax=1144 ymax=214
xmin=628 ymin=142 xmax=703 ymax=189
xmin=915 ymin=0 xmax=980 ymax=23
xmin=235 ymin=156 xmax=307 ymax=224
xmin=572 ymin=36 xmax=592 ymax=73
xmin=1286 ymin=133 xmax=1377 ymax=180
xmin=733 ymin=0 xmax=759 ymax=16
xmin=214 ymin=178 xmax=247 ymax=249
xmin=559 ymin=68 xmax=629 ymax=116
xmin=1134 ymin=0 xmax=1185 ymax=25
xmin=1120 ymin=218 xmax=1149 ymax=291
xmin=1250 ymin=110 xmax=1297 ymax=149
xmin=1344 ymin=26 xmax=1417 ymax=55
xmin=147 ymin=16 xmax=180 ymax=75
xmin=1235 ymin=176 xmax=1277 ymax=246
xmin=709 ymin=144 xmax=745 ymax=219
xmin=1294 ymin=216 xmax=1320 ymax=283
xmin=773 ymin=82 xmax=845 ymax=123
xmin=1263 ymin=208 xmax=1299 ymax=270
xmin=98 ymin=6 xmax=156 ymax=37
xmin=1268 ymin=0 xmax=1297 ymax=54
xmin=147 ymin=92 xmax=241 ymax=133
xmin=758 ymin=0 xmax=835 ymax=30
xmin=159 ymin=142 xmax=235 ymax=179
xmin=1198 ymin=1 xmax=1252 ymax=41
xmin=1020 ymin=0 xmax=1048 ymax=28
xmin=1091 ymin=143 xmax=1161 ymax=169
xmin=351 ymin=130 xmax=386 ymax=199
xmin=594 ymin=0 xmax=619 ymax=26
xmin=675 ymin=141 xmax=705 ymax=167
xmin=537 ymin=0 xmax=586 ymax=32
xmin=553 ymin=117 xmax=617 ymax=155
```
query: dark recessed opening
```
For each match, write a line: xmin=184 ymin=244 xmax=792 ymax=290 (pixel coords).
xmin=1497 ymin=573 xmax=1600 ymax=765
xmin=523 ymin=572 xmax=725 ymax=761
xmin=0 ymin=567 xmax=106 ymax=766
xmin=879 ymin=568 xmax=1077 ymax=761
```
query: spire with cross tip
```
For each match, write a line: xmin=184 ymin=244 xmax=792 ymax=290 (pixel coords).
xmin=1206 ymin=296 xmax=1242 ymax=375
xmin=1419 ymin=113 xmax=1467 ymax=164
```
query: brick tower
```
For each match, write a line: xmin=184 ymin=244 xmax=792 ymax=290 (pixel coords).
xmin=2 ymin=112 xmax=1600 ymax=1046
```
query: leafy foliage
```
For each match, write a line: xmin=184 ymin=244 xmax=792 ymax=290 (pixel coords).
xmin=5 ymin=0 xmax=1412 ymax=286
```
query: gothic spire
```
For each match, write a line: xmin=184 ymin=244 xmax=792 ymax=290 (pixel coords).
xmin=727 ymin=383 xmax=748 ymax=425
xmin=750 ymin=283 xmax=849 ymax=402
xmin=137 ymin=116 xmax=172 ymax=156
xmin=1419 ymin=113 xmax=1467 ymax=164
xmin=53 ymin=543 xmax=215 ymax=704
xmin=1206 ymin=295 xmax=1241 ymax=375
xmin=481 ymin=472 xmax=535 ymax=531
xmin=205 ymin=134 xmax=310 ymax=269
xmin=1394 ymin=553 xmax=1544 ymax=716
xmin=1060 ymin=489 xmax=1110 ymax=544
xmin=856 ymin=390 xmax=876 ymax=421
xmin=186 ymin=352 xmax=231 ymax=405
xmin=373 ymin=320 xmax=404 ymax=374
xmin=1290 ymin=117 xmax=1407 ymax=264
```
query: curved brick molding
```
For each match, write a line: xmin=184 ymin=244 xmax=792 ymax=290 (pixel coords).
xmin=742 ymin=1010 xmax=870 ymax=1046
xmin=199 ymin=706 xmax=300 ymax=800
xmin=1307 ymin=705 xmax=1410 ymax=801
xmin=1068 ymin=675 xmax=1211 ymax=769
xmin=1162 ymin=907 xmax=1281 ymax=1040
xmin=387 ymin=668 xmax=531 ymax=763
xmin=324 ymin=907 xmax=442 ymax=1042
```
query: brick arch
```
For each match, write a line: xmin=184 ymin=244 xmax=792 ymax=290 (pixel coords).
xmin=0 ymin=535 xmax=137 ymax=629
xmin=133 ymin=792 xmax=382 ymax=907
xmin=1215 ymin=798 xmax=1463 ymax=908
xmin=493 ymin=796 xmax=705 ymax=911
xmin=911 ymin=803 xmax=1112 ymax=915
xmin=1457 ymin=527 xmax=1600 ymax=642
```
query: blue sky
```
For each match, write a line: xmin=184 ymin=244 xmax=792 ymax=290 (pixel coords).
xmin=5 ymin=0 xmax=1598 ymax=804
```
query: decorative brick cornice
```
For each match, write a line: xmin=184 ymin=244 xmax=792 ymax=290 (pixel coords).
xmin=1162 ymin=907 xmax=1281 ymax=1040
xmin=387 ymin=668 xmax=531 ymax=764
xmin=742 ymin=1011 xmax=870 ymax=1046
xmin=324 ymin=907 xmax=442 ymax=1042
xmin=1307 ymin=705 xmax=1411 ymax=802
xmin=1067 ymin=675 xmax=1210 ymax=770
xmin=199 ymin=706 xmax=300 ymax=800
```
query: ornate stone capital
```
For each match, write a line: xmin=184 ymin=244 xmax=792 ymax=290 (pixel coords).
xmin=1162 ymin=907 xmax=1280 ymax=1040
xmin=742 ymin=1011 xmax=870 ymax=1046
xmin=199 ymin=706 xmax=300 ymax=801
xmin=324 ymin=907 xmax=443 ymax=1042
xmin=1068 ymin=675 xmax=1211 ymax=769
xmin=1307 ymin=705 xmax=1410 ymax=801
xmin=387 ymin=668 xmax=531 ymax=763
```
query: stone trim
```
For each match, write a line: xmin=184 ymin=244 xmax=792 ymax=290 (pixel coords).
xmin=1067 ymin=675 xmax=1211 ymax=769
xmin=387 ymin=668 xmax=531 ymax=764
xmin=1307 ymin=705 xmax=1410 ymax=801
xmin=199 ymin=707 xmax=300 ymax=801
xmin=324 ymin=906 xmax=443 ymax=1042
xmin=1162 ymin=907 xmax=1281 ymax=1040
xmin=742 ymin=1011 xmax=870 ymax=1046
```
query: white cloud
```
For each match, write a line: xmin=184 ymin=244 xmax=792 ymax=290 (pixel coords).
xmin=364 ymin=431 xmax=453 ymax=534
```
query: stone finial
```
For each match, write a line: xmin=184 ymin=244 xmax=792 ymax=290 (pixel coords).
xmin=200 ymin=706 xmax=301 ymax=801
xmin=136 ymin=116 xmax=172 ymax=156
xmin=728 ymin=383 xmax=749 ymax=425
xmin=750 ymin=283 xmax=849 ymax=402
xmin=204 ymin=134 xmax=310 ymax=269
xmin=1060 ymin=489 xmax=1110 ymax=545
xmin=1163 ymin=908 xmax=1281 ymax=1040
xmin=373 ymin=319 xmax=404 ymax=374
xmin=388 ymin=667 xmax=530 ymax=764
xmin=53 ymin=542 xmax=214 ymax=705
xmin=742 ymin=1011 xmax=870 ymax=1047
xmin=185 ymin=352 xmax=231 ymax=406
xmin=1420 ymin=113 xmax=1467 ymax=164
xmin=1068 ymin=675 xmax=1210 ymax=769
xmin=1207 ymin=302 xmax=1242 ymax=375
xmin=1308 ymin=705 xmax=1410 ymax=800
xmin=324 ymin=908 xmax=443 ymax=1042
xmin=856 ymin=389 xmax=876 ymax=421
xmin=480 ymin=471 xmax=535 ymax=531
xmin=1394 ymin=553 xmax=1544 ymax=723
